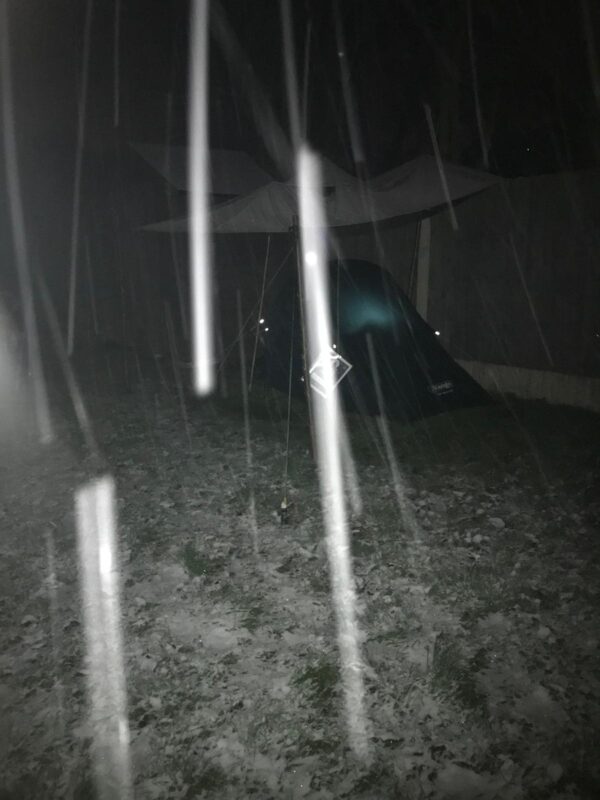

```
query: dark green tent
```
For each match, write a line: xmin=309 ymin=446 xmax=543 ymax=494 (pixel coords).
xmin=261 ymin=258 xmax=491 ymax=422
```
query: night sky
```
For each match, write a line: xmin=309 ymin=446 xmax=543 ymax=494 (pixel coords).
xmin=1 ymin=0 xmax=597 ymax=336
xmin=7 ymin=0 xmax=600 ymax=176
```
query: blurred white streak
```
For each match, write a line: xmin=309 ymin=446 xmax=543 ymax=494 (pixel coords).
xmin=366 ymin=334 xmax=421 ymax=543
xmin=423 ymin=104 xmax=459 ymax=231
xmin=298 ymin=148 xmax=370 ymax=762
xmin=67 ymin=0 xmax=93 ymax=357
xmin=0 ymin=1 xmax=53 ymax=444
xmin=113 ymin=0 xmax=121 ymax=127
xmin=37 ymin=272 xmax=99 ymax=456
xmin=76 ymin=476 xmax=132 ymax=800
xmin=189 ymin=0 xmax=214 ymax=395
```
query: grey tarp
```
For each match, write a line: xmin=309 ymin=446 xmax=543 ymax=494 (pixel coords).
xmin=131 ymin=143 xmax=275 ymax=196
xmin=141 ymin=154 xmax=498 ymax=234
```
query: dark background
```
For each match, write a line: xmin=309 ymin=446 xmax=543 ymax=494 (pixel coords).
xmin=1 ymin=0 xmax=599 ymax=360
xmin=8 ymin=0 xmax=600 ymax=172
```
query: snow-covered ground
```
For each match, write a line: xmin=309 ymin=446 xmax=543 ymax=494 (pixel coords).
xmin=1 ymin=365 xmax=599 ymax=799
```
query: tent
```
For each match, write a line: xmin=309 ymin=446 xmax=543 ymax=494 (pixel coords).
xmin=139 ymin=152 xmax=496 ymax=420
xmin=260 ymin=258 xmax=490 ymax=422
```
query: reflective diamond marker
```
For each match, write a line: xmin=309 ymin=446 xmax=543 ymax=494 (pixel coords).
xmin=309 ymin=347 xmax=353 ymax=397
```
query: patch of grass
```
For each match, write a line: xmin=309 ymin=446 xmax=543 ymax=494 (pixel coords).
xmin=181 ymin=543 xmax=224 ymax=577
xmin=241 ymin=603 xmax=264 ymax=632
xmin=373 ymin=627 xmax=408 ymax=643
xmin=351 ymin=763 xmax=405 ymax=798
xmin=308 ymin=570 xmax=330 ymax=594
xmin=299 ymin=735 xmax=340 ymax=755
xmin=352 ymin=538 xmax=376 ymax=557
xmin=431 ymin=636 xmax=487 ymax=713
xmin=182 ymin=763 xmax=230 ymax=798
xmin=292 ymin=658 xmax=340 ymax=709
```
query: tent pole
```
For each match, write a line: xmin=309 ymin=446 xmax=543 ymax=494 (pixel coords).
xmin=415 ymin=216 xmax=431 ymax=321
xmin=249 ymin=234 xmax=271 ymax=392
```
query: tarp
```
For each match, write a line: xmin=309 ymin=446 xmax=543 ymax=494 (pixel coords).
xmin=370 ymin=154 xmax=498 ymax=197
xmin=131 ymin=143 xmax=275 ymax=195
xmin=141 ymin=154 xmax=498 ymax=234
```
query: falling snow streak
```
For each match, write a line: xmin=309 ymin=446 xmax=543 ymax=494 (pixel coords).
xmin=85 ymin=238 xmax=100 ymax=336
xmin=301 ymin=18 xmax=312 ymax=140
xmin=67 ymin=0 xmax=93 ymax=357
xmin=249 ymin=235 xmax=271 ymax=393
xmin=189 ymin=0 xmax=214 ymax=395
xmin=424 ymin=103 xmax=459 ymax=231
xmin=165 ymin=90 xmax=190 ymax=341
xmin=0 ymin=1 xmax=53 ymax=444
xmin=332 ymin=0 xmax=365 ymax=168
xmin=45 ymin=526 xmax=66 ymax=739
xmin=237 ymin=290 xmax=259 ymax=556
xmin=76 ymin=476 xmax=133 ymax=800
xmin=113 ymin=0 xmax=121 ymax=127
xmin=165 ymin=302 xmax=193 ymax=452
xmin=580 ymin=0 xmax=600 ymax=109
xmin=297 ymin=148 xmax=370 ymax=762
xmin=280 ymin=0 xmax=301 ymax=148
xmin=508 ymin=235 xmax=554 ymax=368
xmin=366 ymin=334 xmax=421 ymax=544
xmin=211 ymin=4 xmax=292 ymax=177
xmin=340 ymin=422 xmax=363 ymax=517
xmin=37 ymin=272 xmax=99 ymax=457
xmin=466 ymin=0 xmax=489 ymax=170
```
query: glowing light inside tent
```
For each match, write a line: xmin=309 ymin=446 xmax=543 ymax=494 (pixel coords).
xmin=75 ymin=475 xmax=132 ymax=800
xmin=435 ymin=330 xmax=441 ymax=336
xmin=338 ymin=293 xmax=400 ymax=336
xmin=297 ymin=147 xmax=370 ymax=762
xmin=189 ymin=0 xmax=214 ymax=396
